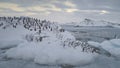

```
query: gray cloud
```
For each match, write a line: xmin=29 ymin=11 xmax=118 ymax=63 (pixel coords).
xmin=73 ymin=0 xmax=120 ymax=12
xmin=0 ymin=0 xmax=120 ymax=23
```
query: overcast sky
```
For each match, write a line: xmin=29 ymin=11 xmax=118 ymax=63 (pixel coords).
xmin=0 ymin=0 xmax=120 ymax=23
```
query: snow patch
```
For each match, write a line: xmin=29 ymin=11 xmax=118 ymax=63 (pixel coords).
xmin=5 ymin=41 xmax=97 ymax=66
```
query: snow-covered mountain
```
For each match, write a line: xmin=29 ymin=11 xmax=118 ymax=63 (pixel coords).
xmin=65 ymin=18 xmax=120 ymax=27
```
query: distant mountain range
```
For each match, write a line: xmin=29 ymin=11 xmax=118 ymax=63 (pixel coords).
xmin=65 ymin=18 xmax=120 ymax=28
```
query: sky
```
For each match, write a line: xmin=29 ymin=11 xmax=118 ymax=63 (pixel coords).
xmin=0 ymin=0 xmax=120 ymax=23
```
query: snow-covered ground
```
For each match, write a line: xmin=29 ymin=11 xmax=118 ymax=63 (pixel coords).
xmin=0 ymin=17 xmax=120 ymax=68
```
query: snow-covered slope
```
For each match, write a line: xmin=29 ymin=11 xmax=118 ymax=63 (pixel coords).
xmin=65 ymin=18 xmax=120 ymax=27
xmin=79 ymin=18 xmax=111 ymax=26
xmin=0 ymin=17 xmax=63 ymax=49
xmin=0 ymin=16 xmax=101 ymax=66
xmin=0 ymin=17 xmax=120 ymax=67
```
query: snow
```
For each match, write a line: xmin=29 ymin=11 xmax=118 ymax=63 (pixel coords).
xmin=5 ymin=41 xmax=97 ymax=66
xmin=0 ymin=17 xmax=98 ymax=66
xmin=78 ymin=19 xmax=114 ymax=26
xmin=4 ymin=30 xmax=97 ymax=66
xmin=1 ymin=17 xmax=120 ymax=68
xmin=64 ymin=18 xmax=120 ymax=28
xmin=4 ymin=38 xmax=119 ymax=66
xmin=0 ymin=26 xmax=36 ymax=49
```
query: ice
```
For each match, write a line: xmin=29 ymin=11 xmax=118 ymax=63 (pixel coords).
xmin=100 ymin=39 xmax=120 ymax=59
xmin=0 ymin=59 xmax=60 ymax=68
xmin=4 ymin=31 xmax=97 ymax=66
xmin=88 ymin=39 xmax=120 ymax=59
xmin=110 ymin=39 xmax=120 ymax=47
xmin=0 ymin=40 xmax=22 ymax=49
xmin=75 ymin=55 xmax=120 ymax=68
xmin=87 ymin=41 xmax=100 ymax=47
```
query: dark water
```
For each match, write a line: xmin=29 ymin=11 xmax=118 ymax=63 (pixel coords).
xmin=62 ymin=25 xmax=120 ymax=42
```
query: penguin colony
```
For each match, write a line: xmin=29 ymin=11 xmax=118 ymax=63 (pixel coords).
xmin=0 ymin=16 xmax=106 ymax=54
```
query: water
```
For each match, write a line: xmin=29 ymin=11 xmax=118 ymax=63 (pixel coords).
xmin=62 ymin=25 xmax=120 ymax=42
